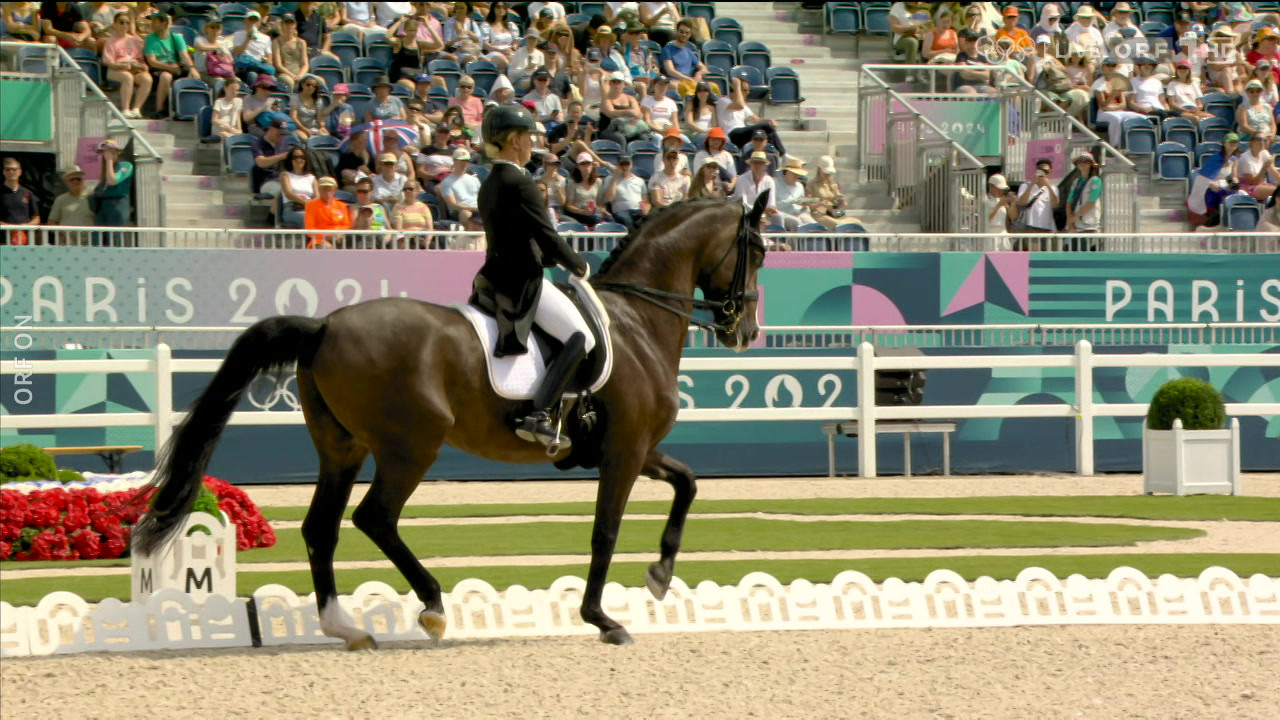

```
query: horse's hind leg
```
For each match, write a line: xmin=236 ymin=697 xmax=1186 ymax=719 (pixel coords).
xmin=351 ymin=443 xmax=448 ymax=643
xmin=297 ymin=370 xmax=372 ymax=650
xmin=641 ymin=449 xmax=697 ymax=601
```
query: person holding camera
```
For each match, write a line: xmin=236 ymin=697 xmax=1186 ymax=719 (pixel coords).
xmin=983 ymin=174 xmax=1017 ymax=249
xmin=1013 ymin=159 xmax=1059 ymax=249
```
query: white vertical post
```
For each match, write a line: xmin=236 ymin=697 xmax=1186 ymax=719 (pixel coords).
xmin=1075 ymin=339 xmax=1094 ymax=476
xmin=857 ymin=341 xmax=877 ymax=478
xmin=154 ymin=343 xmax=173 ymax=456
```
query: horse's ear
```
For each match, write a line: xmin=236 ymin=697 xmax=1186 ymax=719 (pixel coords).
xmin=747 ymin=191 xmax=770 ymax=228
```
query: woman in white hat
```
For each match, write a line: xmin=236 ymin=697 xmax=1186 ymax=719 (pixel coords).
xmin=1236 ymin=79 xmax=1277 ymax=141
xmin=687 ymin=155 xmax=728 ymax=199
xmin=773 ymin=156 xmax=817 ymax=231
xmin=983 ymin=173 xmax=1016 ymax=246
xmin=562 ymin=151 xmax=612 ymax=226
xmin=807 ymin=155 xmax=853 ymax=230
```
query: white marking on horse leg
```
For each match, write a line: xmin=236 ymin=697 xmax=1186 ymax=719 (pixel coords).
xmin=319 ymin=598 xmax=368 ymax=644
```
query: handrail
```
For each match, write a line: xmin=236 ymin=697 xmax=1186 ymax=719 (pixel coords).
xmin=860 ymin=63 xmax=1137 ymax=172
xmin=858 ymin=64 xmax=986 ymax=170
xmin=50 ymin=42 xmax=163 ymax=162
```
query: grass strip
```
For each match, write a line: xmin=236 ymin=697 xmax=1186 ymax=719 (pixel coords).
xmin=2 ymin=519 xmax=1202 ymax=571
xmin=223 ymin=519 xmax=1207 ymax=563
xmin=3 ymin=553 xmax=1275 ymax=607
xmin=258 ymin=496 xmax=1280 ymax=523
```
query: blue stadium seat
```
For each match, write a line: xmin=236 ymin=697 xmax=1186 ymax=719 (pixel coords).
xmin=1154 ymin=142 xmax=1192 ymax=181
xmin=468 ymin=164 xmax=490 ymax=182
xmin=330 ymin=31 xmax=363 ymax=69
xmin=1141 ymin=2 xmax=1176 ymax=25
xmin=306 ymin=135 xmax=341 ymax=169
xmin=196 ymin=105 xmax=216 ymax=142
xmin=364 ymin=35 xmax=394 ymax=68
xmin=594 ymin=222 xmax=627 ymax=233
xmin=429 ymin=58 xmax=462 ymax=94
xmin=711 ymin=17 xmax=744 ymax=47
xmin=17 ymin=45 xmax=52 ymax=74
xmin=703 ymin=67 xmax=729 ymax=96
xmin=1202 ymin=93 xmax=1236 ymax=126
xmin=700 ymin=39 xmax=737 ymax=74
xmin=1194 ymin=141 xmax=1222 ymax=169
xmin=172 ymin=77 xmax=212 ymax=121
xmin=345 ymin=82 xmax=373 ymax=119
xmin=827 ymin=3 xmax=862 ymax=36
xmin=683 ymin=3 xmax=716 ymax=22
xmin=465 ymin=60 xmax=501 ymax=94
xmin=309 ymin=55 xmax=346 ymax=88
xmin=731 ymin=65 xmax=769 ymax=101
xmin=835 ymin=222 xmax=869 ymax=234
xmin=351 ymin=57 xmax=387 ymax=87
xmin=764 ymin=222 xmax=787 ymax=234
xmin=1139 ymin=21 xmax=1168 ymax=35
xmin=225 ymin=133 xmax=256 ymax=175
xmin=172 ymin=25 xmax=197 ymax=46
xmin=557 ymin=221 xmax=589 ymax=232
xmin=737 ymin=41 xmax=772 ymax=76
xmin=1271 ymin=140 xmax=1280 ymax=156
xmin=1161 ymin=117 xmax=1196 ymax=151
xmin=67 ymin=47 xmax=102 ymax=86
xmin=627 ymin=140 xmax=659 ymax=179
xmin=591 ymin=139 xmax=623 ymax=166
xmin=766 ymin=67 xmax=804 ymax=106
xmin=1198 ymin=117 xmax=1230 ymax=144
xmin=390 ymin=84 xmax=411 ymax=97
xmin=579 ymin=2 xmax=607 ymax=18
xmin=863 ymin=2 xmax=892 ymax=39
xmin=1122 ymin=117 xmax=1157 ymax=155
xmin=1224 ymin=195 xmax=1260 ymax=231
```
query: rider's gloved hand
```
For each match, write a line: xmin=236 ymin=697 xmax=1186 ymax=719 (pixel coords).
xmin=570 ymin=256 xmax=589 ymax=277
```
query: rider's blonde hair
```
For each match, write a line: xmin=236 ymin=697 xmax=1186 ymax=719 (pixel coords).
xmin=484 ymin=128 xmax=525 ymax=159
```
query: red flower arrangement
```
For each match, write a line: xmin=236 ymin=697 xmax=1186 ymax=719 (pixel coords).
xmin=0 ymin=476 xmax=275 ymax=561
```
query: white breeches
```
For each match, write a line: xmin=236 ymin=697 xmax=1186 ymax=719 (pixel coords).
xmin=534 ymin=278 xmax=596 ymax=353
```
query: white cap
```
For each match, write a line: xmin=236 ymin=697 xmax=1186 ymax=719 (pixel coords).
xmin=576 ymin=152 xmax=595 ymax=164
xmin=988 ymin=173 xmax=1009 ymax=189
xmin=816 ymin=155 xmax=836 ymax=174
xmin=452 ymin=147 xmax=471 ymax=160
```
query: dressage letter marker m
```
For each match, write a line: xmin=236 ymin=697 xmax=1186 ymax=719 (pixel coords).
xmin=131 ymin=512 xmax=237 ymax=603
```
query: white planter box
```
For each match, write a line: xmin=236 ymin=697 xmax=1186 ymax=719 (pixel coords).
xmin=1142 ymin=418 xmax=1241 ymax=496
xmin=131 ymin=512 xmax=237 ymax=603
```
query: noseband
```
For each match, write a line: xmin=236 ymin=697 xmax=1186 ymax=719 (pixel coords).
xmin=594 ymin=212 xmax=761 ymax=335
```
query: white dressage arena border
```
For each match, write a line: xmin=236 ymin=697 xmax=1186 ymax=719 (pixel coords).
xmin=2 ymin=567 xmax=1277 ymax=657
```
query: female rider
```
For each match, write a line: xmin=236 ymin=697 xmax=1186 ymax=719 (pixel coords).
xmin=469 ymin=105 xmax=595 ymax=450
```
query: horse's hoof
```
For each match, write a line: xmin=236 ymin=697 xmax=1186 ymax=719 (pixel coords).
xmin=646 ymin=562 xmax=671 ymax=601
xmin=346 ymin=634 xmax=378 ymax=652
xmin=600 ymin=627 xmax=634 ymax=646
xmin=419 ymin=610 xmax=447 ymax=642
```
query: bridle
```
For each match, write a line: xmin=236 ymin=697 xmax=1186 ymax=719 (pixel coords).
xmin=593 ymin=211 xmax=762 ymax=335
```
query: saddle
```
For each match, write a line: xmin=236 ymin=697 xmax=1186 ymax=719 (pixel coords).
xmin=453 ymin=273 xmax=613 ymax=402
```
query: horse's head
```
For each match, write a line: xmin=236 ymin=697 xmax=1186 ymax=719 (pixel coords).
xmin=699 ymin=193 xmax=769 ymax=352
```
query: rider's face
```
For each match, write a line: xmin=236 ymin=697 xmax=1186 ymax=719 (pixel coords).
xmin=510 ymin=130 xmax=535 ymax=164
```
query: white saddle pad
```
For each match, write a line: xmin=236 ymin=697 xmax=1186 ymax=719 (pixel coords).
xmin=454 ymin=274 xmax=613 ymax=400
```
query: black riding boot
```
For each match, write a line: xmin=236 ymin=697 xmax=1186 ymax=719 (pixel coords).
xmin=515 ymin=332 xmax=588 ymax=450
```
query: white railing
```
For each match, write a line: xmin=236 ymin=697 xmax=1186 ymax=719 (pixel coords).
xmin=4 ymin=567 xmax=1277 ymax=656
xmin=3 ymin=341 xmax=1277 ymax=478
xmin=3 ymin=224 xmax=1279 ymax=253
xmin=8 ymin=322 xmax=1280 ymax=352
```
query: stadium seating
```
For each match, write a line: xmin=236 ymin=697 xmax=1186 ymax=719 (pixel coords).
xmin=1160 ymin=117 xmax=1196 ymax=152
xmin=1224 ymin=195 xmax=1261 ymax=231
xmin=1121 ymin=117 xmax=1157 ymax=156
xmin=225 ymin=134 xmax=256 ymax=176
xmin=1154 ymin=142 xmax=1192 ymax=183
xmin=310 ymin=56 xmax=346 ymax=88
xmin=172 ymin=78 xmax=212 ymax=122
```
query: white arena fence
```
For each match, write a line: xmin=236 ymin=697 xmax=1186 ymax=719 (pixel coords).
xmin=4 ymin=225 xmax=1280 ymax=253
xmin=3 ymin=568 xmax=1277 ymax=657
xmin=2 ymin=339 xmax=1278 ymax=478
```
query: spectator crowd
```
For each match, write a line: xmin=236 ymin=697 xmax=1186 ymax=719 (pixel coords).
xmin=887 ymin=1 xmax=1280 ymax=238
xmin=2 ymin=2 xmax=855 ymax=248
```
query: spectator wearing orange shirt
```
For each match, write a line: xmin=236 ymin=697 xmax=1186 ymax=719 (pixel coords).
xmin=304 ymin=176 xmax=352 ymax=248
xmin=995 ymin=5 xmax=1033 ymax=53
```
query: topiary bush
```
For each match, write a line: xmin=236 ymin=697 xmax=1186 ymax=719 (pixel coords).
xmin=1146 ymin=377 xmax=1227 ymax=431
xmin=0 ymin=444 xmax=59 ymax=483
xmin=57 ymin=468 xmax=84 ymax=483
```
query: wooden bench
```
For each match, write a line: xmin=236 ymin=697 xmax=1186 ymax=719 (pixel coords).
xmin=43 ymin=445 xmax=143 ymax=474
xmin=821 ymin=421 xmax=956 ymax=478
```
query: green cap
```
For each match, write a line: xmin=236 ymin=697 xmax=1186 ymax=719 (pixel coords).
xmin=1223 ymin=132 xmax=1240 ymax=142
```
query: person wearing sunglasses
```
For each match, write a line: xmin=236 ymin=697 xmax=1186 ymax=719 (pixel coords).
xmin=101 ymin=11 xmax=152 ymax=119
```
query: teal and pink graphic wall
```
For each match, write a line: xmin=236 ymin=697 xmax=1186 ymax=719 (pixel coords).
xmin=3 ymin=248 xmax=1278 ymax=480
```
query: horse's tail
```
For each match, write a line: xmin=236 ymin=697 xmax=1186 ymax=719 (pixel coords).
xmin=131 ymin=315 xmax=326 ymax=556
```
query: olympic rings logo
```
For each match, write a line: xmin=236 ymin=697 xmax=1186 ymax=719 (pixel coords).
xmin=247 ymin=372 xmax=301 ymax=411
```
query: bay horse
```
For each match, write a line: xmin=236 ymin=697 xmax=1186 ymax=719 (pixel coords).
xmin=133 ymin=193 xmax=770 ymax=648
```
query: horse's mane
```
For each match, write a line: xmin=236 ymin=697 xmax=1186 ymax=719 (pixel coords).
xmin=593 ymin=197 xmax=734 ymax=279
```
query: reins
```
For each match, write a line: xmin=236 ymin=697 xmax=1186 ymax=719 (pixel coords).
xmin=592 ymin=211 xmax=759 ymax=335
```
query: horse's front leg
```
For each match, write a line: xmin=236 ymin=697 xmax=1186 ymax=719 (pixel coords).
xmin=641 ymin=449 xmax=696 ymax=601
xmin=579 ymin=448 xmax=645 ymax=645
